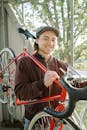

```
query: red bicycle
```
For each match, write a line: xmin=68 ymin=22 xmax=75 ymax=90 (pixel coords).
xmin=0 ymin=28 xmax=87 ymax=130
xmin=0 ymin=47 xmax=66 ymax=126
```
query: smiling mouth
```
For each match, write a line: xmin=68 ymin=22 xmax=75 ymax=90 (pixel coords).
xmin=46 ymin=47 xmax=53 ymax=51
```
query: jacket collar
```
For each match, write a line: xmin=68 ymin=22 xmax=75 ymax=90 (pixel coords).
xmin=33 ymin=52 xmax=53 ymax=63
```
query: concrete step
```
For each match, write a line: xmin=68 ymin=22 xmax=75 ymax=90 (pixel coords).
xmin=0 ymin=128 xmax=20 ymax=130
xmin=0 ymin=120 xmax=23 ymax=130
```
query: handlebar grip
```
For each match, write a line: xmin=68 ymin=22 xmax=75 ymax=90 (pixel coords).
xmin=18 ymin=28 xmax=25 ymax=33
xmin=44 ymin=99 xmax=75 ymax=119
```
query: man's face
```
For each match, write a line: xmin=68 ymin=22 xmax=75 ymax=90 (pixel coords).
xmin=36 ymin=31 xmax=58 ymax=55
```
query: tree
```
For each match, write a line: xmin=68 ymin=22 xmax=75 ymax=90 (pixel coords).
xmin=12 ymin=0 xmax=87 ymax=65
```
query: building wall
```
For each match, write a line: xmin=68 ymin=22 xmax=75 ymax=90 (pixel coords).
xmin=0 ymin=3 xmax=33 ymax=123
xmin=6 ymin=4 xmax=33 ymax=55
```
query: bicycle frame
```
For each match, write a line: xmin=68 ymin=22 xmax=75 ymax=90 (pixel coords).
xmin=0 ymin=48 xmax=67 ymax=130
xmin=0 ymin=48 xmax=67 ymax=103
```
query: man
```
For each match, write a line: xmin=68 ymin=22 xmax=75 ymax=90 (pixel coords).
xmin=14 ymin=26 xmax=68 ymax=130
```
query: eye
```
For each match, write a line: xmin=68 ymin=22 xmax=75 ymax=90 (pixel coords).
xmin=43 ymin=37 xmax=49 ymax=41
xmin=52 ymin=39 xmax=56 ymax=42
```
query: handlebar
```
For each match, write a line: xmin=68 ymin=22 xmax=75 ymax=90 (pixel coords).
xmin=44 ymin=74 xmax=87 ymax=119
xmin=18 ymin=28 xmax=36 ymax=39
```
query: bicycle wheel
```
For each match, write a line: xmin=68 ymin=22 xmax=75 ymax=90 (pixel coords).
xmin=0 ymin=48 xmax=25 ymax=121
xmin=0 ymin=48 xmax=16 ymax=113
xmin=0 ymin=61 xmax=6 ymax=103
xmin=28 ymin=111 xmax=81 ymax=130
xmin=79 ymin=103 xmax=87 ymax=130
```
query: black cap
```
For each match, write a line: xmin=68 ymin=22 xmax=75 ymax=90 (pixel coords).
xmin=36 ymin=26 xmax=59 ymax=37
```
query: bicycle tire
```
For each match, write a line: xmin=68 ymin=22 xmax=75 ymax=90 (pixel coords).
xmin=0 ymin=61 xmax=3 ymax=78
xmin=0 ymin=48 xmax=25 ymax=121
xmin=0 ymin=48 xmax=16 ymax=115
xmin=0 ymin=47 xmax=16 ymax=98
xmin=80 ymin=104 xmax=87 ymax=130
xmin=28 ymin=111 xmax=81 ymax=130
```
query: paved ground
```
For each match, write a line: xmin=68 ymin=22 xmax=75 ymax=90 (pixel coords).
xmin=0 ymin=120 xmax=23 ymax=130
xmin=0 ymin=128 xmax=20 ymax=130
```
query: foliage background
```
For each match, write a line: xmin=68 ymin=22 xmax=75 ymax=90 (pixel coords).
xmin=13 ymin=0 xmax=87 ymax=69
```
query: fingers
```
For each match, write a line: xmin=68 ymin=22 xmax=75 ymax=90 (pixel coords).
xmin=44 ymin=70 xmax=60 ymax=88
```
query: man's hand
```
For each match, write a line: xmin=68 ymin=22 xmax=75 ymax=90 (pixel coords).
xmin=44 ymin=70 xmax=60 ymax=87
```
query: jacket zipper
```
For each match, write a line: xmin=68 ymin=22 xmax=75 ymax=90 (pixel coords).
xmin=46 ymin=62 xmax=51 ymax=108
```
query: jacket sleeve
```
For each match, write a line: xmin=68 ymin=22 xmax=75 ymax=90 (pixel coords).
xmin=14 ymin=57 xmax=47 ymax=101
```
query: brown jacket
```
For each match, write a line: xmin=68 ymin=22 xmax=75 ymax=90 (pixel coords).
xmin=14 ymin=52 xmax=68 ymax=120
